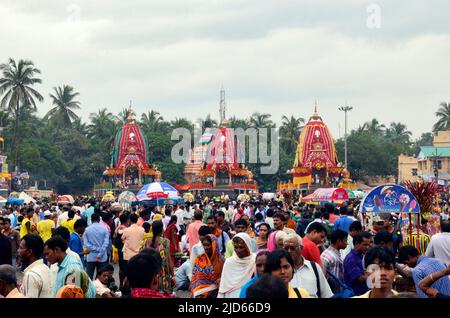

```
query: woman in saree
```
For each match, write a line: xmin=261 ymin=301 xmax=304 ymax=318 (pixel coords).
xmin=164 ymin=215 xmax=180 ymax=266
xmin=255 ymin=223 xmax=271 ymax=250
xmin=144 ymin=220 xmax=174 ymax=293
xmin=267 ymin=230 xmax=278 ymax=251
xmin=191 ymin=234 xmax=224 ymax=298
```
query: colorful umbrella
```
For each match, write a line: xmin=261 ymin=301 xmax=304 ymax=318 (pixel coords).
xmin=136 ymin=182 xmax=179 ymax=201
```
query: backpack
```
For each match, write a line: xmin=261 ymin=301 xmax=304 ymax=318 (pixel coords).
xmin=326 ymin=269 xmax=355 ymax=298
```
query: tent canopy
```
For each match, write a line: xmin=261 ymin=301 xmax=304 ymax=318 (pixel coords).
xmin=312 ymin=188 xmax=349 ymax=202
xmin=19 ymin=192 xmax=36 ymax=204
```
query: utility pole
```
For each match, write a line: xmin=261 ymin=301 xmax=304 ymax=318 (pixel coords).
xmin=432 ymin=147 xmax=441 ymax=185
xmin=338 ymin=105 xmax=353 ymax=169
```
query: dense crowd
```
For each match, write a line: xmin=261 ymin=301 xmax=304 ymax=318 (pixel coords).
xmin=1 ymin=196 xmax=450 ymax=299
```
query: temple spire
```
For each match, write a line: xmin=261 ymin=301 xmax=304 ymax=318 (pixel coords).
xmin=310 ymin=100 xmax=322 ymax=121
xmin=220 ymin=86 xmax=226 ymax=123
xmin=126 ymin=101 xmax=136 ymax=123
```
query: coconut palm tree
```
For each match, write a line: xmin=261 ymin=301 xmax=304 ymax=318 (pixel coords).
xmin=170 ymin=117 xmax=193 ymax=132
xmin=44 ymin=85 xmax=81 ymax=128
xmin=228 ymin=116 xmax=250 ymax=130
xmin=72 ymin=117 xmax=89 ymax=136
xmin=249 ymin=112 xmax=275 ymax=128
xmin=141 ymin=110 xmax=165 ymax=132
xmin=280 ymin=115 xmax=305 ymax=154
xmin=117 ymin=107 xmax=131 ymax=126
xmin=0 ymin=58 xmax=43 ymax=166
xmin=197 ymin=114 xmax=218 ymax=132
xmin=87 ymin=108 xmax=119 ymax=143
xmin=362 ymin=118 xmax=385 ymax=135
xmin=433 ymin=102 xmax=450 ymax=131
xmin=385 ymin=122 xmax=412 ymax=145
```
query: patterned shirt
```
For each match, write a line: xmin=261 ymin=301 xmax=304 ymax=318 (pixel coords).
xmin=321 ymin=246 xmax=344 ymax=291
xmin=412 ymin=256 xmax=450 ymax=298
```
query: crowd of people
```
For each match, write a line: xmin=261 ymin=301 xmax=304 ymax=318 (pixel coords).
xmin=1 ymin=195 xmax=450 ymax=299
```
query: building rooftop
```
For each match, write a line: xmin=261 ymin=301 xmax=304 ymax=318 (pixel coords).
xmin=418 ymin=146 xmax=450 ymax=159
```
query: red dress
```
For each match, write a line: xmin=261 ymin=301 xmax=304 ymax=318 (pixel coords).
xmin=164 ymin=223 xmax=180 ymax=265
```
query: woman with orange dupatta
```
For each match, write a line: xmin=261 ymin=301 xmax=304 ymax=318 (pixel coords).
xmin=191 ymin=234 xmax=224 ymax=298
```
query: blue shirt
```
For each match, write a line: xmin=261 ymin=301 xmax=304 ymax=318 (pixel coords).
xmin=334 ymin=216 xmax=355 ymax=233
xmin=54 ymin=253 xmax=96 ymax=298
xmin=82 ymin=207 xmax=95 ymax=226
xmin=240 ymin=275 xmax=259 ymax=298
xmin=343 ymin=249 xmax=369 ymax=296
xmin=412 ymin=256 xmax=450 ymax=298
xmin=83 ymin=222 xmax=109 ymax=263
xmin=69 ymin=232 xmax=84 ymax=263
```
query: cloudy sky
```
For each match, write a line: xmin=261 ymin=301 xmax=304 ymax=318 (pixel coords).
xmin=1 ymin=0 xmax=449 ymax=139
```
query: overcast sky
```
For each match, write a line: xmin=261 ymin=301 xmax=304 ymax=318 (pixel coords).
xmin=1 ymin=0 xmax=449 ymax=139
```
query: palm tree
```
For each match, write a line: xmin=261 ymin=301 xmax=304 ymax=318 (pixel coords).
xmin=117 ymin=107 xmax=131 ymax=126
xmin=44 ymin=85 xmax=81 ymax=128
xmin=385 ymin=122 xmax=412 ymax=144
xmin=249 ymin=112 xmax=275 ymax=128
xmin=433 ymin=102 xmax=450 ymax=131
xmin=197 ymin=114 xmax=218 ymax=132
xmin=170 ymin=117 xmax=193 ymax=132
xmin=228 ymin=116 xmax=250 ymax=130
xmin=280 ymin=115 xmax=305 ymax=154
xmin=141 ymin=110 xmax=164 ymax=133
xmin=87 ymin=108 xmax=119 ymax=144
xmin=0 ymin=58 xmax=43 ymax=166
xmin=72 ymin=117 xmax=89 ymax=136
xmin=362 ymin=118 xmax=385 ymax=135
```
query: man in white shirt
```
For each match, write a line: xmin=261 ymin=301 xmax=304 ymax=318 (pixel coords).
xmin=174 ymin=205 xmax=186 ymax=232
xmin=284 ymin=233 xmax=333 ymax=298
xmin=225 ymin=204 xmax=234 ymax=223
xmin=56 ymin=207 xmax=69 ymax=227
xmin=425 ymin=220 xmax=450 ymax=265
xmin=18 ymin=235 xmax=52 ymax=298
xmin=341 ymin=220 xmax=362 ymax=260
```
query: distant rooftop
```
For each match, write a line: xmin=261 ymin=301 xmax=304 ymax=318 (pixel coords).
xmin=418 ymin=146 xmax=450 ymax=159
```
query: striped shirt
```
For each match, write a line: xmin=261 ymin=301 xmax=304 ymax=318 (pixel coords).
xmin=321 ymin=246 xmax=344 ymax=285
xmin=405 ymin=231 xmax=431 ymax=255
xmin=412 ymin=256 xmax=450 ymax=298
xmin=53 ymin=253 xmax=96 ymax=298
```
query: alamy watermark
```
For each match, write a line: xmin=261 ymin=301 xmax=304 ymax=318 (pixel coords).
xmin=366 ymin=3 xmax=381 ymax=29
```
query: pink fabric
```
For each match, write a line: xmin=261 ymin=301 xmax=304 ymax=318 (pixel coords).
xmin=267 ymin=230 xmax=278 ymax=251
xmin=100 ymin=221 xmax=111 ymax=234
xmin=186 ymin=220 xmax=205 ymax=253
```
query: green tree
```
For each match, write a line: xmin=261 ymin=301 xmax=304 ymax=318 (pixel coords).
xmin=385 ymin=122 xmax=412 ymax=145
xmin=197 ymin=114 xmax=218 ymax=132
xmin=88 ymin=108 xmax=119 ymax=142
xmin=280 ymin=115 xmax=305 ymax=154
xmin=228 ymin=116 xmax=250 ymax=130
xmin=44 ymin=85 xmax=81 ymax=128
xmin=141 ymin=110 xmax=165 ymax=133
xmin=249 ymin=112 xmax=275 ymax=128
xmin=361 ymin=118 xmax=386 ymax=135
xmin=433 ymin=102 xmax=450 ymax=131
xmin=0 ymin=58 xmax=43 ymax=167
